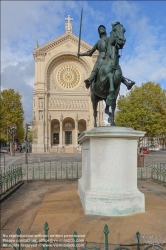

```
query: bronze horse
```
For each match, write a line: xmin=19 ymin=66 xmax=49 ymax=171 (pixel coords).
xmin=91 ymin=22 xmax=126 ymax=126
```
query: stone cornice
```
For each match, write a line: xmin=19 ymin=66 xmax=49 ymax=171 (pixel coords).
xmin=48 ymin=92 xmax=90 ymax=96
xmin=33 ymin=90 xmax=47 ymax=95
xmin=33 ymin=33 xmax=98 ymax=56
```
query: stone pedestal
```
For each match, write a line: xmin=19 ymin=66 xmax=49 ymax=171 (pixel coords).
xmin=78 ymin=126 xmax=146 ymax=216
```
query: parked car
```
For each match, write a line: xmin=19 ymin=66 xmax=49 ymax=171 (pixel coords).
xmin=148 ymin=145 xmax=160 ymax=151
xmin=159 ymin=148 xmax=166 ymax=151
xmin=0 ymin=148 xmax=8 ymax=153
xmin=140 ymin=147 xmax=149 ymax=154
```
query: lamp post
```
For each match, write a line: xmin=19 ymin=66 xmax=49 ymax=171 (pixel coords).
xmin=8 ymin=125 xmax=17 ymax=156
xmin=25 ymin=123 xmax=31 ymax=164
xmin=7 ymin=124 xmax=9 ymax=154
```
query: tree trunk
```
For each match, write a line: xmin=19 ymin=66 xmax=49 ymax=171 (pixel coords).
xmin=10 ymin=141 xmax=13 ymax=155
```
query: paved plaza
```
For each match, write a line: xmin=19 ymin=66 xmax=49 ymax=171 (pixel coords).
xmin=0 ymin=151 xmax=166 ymax=168
xmin=1 ymin=179 xmax=166 ymax=248
xmin=1 ymin=151 xmax=166 ymax=248
xmin=0 ymin=152 xmax=82 ymax=169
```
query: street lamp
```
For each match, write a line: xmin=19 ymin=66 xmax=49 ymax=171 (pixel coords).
xmin=25 ymin=123 xmax=31 ymax=164
xmin=8 ymin=125 xmax=17 ymax=156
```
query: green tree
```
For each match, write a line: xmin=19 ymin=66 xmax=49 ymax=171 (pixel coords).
xmin=0 ymin=89 xmax=24 ymax=154
xmin=115 ymin=82 xmax=166 ymax=147
xmin=27 ymin=130 xmax=33 ymax=142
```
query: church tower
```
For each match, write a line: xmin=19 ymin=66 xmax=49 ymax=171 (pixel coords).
xmin=32 ymin=15 xmax=103 ymax=153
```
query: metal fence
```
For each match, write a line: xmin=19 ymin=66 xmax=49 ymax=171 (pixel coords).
xmin=138 ymin=163 xmax=166 ymax=182
xmin=21 ymin=162 xmax=82 ymax=181
xmin=0 ymin=162 xmax=166 ymax=197
xmin=1 ymin=222 xmax=165 ymax=250
xmin=22 ymin=161 xmax=165 ymax=182
xmin=0 ymin=165 xmax=22 ymax=196
xmin=0 ymin=162 xmax=82 ymax=196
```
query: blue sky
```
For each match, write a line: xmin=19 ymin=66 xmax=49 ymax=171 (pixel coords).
xmin=1 ymin=1 xmax=166 ymax=122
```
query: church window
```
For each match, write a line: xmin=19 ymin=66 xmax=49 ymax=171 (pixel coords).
xmin=78 ymin=123 xmax=85 ymax=130
xmin=56 ymin=64 xmax=81 ymax=90
xmin=53 ymin=133 xmax=59 ymax=144
xmin=64 ymin=122 xmax=73 ymax=129
xmin=54 ymin=124 xmax=59 ymax=129
xmin=65 ymin=131 xmax=72 ymax=144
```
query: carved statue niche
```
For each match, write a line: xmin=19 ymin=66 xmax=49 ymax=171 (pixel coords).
xmin=48 ymin=113 xmax=51 ymax=121
xmin=39 ymin=98 xmax=44 ymax=108
xmin=39 ymin=111 xmax=43 ymax=120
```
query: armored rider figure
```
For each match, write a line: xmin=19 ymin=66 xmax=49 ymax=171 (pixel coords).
xmin=77 ymin=25 xmax=135 ymax=90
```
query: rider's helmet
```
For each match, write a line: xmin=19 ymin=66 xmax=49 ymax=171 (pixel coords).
xmin=98 ymin=25 xmax=107 ymax=38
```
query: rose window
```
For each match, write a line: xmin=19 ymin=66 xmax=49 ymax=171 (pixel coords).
xmin=56 ymin=65 xmax=81 ymax=90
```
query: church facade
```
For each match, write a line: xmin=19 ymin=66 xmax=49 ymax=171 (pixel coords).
xmin=32 ymin=15 xmax=104 ymax=153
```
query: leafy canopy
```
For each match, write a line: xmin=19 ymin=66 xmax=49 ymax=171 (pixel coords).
xmin=115 ymin=82 xmax=166 ymax=138
xmin=0 ymin=89 xmax=24 ymax=144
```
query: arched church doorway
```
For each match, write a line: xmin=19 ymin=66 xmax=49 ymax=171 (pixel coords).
xmin=63 ymin=117 xmax=75 ymax=145
xmin=51 ymin=119 xmax=60 ymax=146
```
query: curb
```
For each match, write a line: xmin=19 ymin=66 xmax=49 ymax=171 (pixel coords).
xmin=0 ymin=181 xmax=24 ymax=202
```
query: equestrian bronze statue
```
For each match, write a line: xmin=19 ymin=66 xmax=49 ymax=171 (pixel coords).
xmin=78 ymin=20 xmax=135 ymax=126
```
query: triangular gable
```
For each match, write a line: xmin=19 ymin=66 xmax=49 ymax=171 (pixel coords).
xmin=34 ymin=33 xmax=95 ymax=54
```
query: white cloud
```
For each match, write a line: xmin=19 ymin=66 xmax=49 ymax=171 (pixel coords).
xmin=111 ymin=1 xmax=141 ymax=22
xmin=109 ymin=1 xmax=166 ymax=87
xmin=25 ymin=77 xmax=35 ymax=88
xmin=1 ymin=1 xmax=79 ymax=122
xmin=1 ymin=1 xmax=166 ymax=123
xmin=150 ymin=67 xmax=166 ymax=82
xmin=1 ymin=59 xmax=34 ymax=122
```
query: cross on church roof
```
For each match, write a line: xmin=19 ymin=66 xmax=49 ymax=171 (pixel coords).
xmin=65 ymin=15 xmax=73 ymax=33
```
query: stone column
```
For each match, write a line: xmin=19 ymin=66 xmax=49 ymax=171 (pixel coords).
xmin=44 ymin=95 xmax=46 ymax=151
xmin=49 ymin=122 xmax=51 ymax=149
xmin=59 ymin=122 xmax=63 ymax=147
xmin=98 ymin=101 xmax=103 ymax=126
xmin=37 ymin=109 xmax=45 ymax=153
xmin=59 ymin=114 xmax=63 ymax=147
xmin=48 ymin=113 xmax=51 ymax=150
xmin=75 ymin=120 xmax=78 ymax=147
xmin=45 ymin=93 xmax=49 ymax=152
xmin=74 ymin=114 xmax=78 ymax=147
